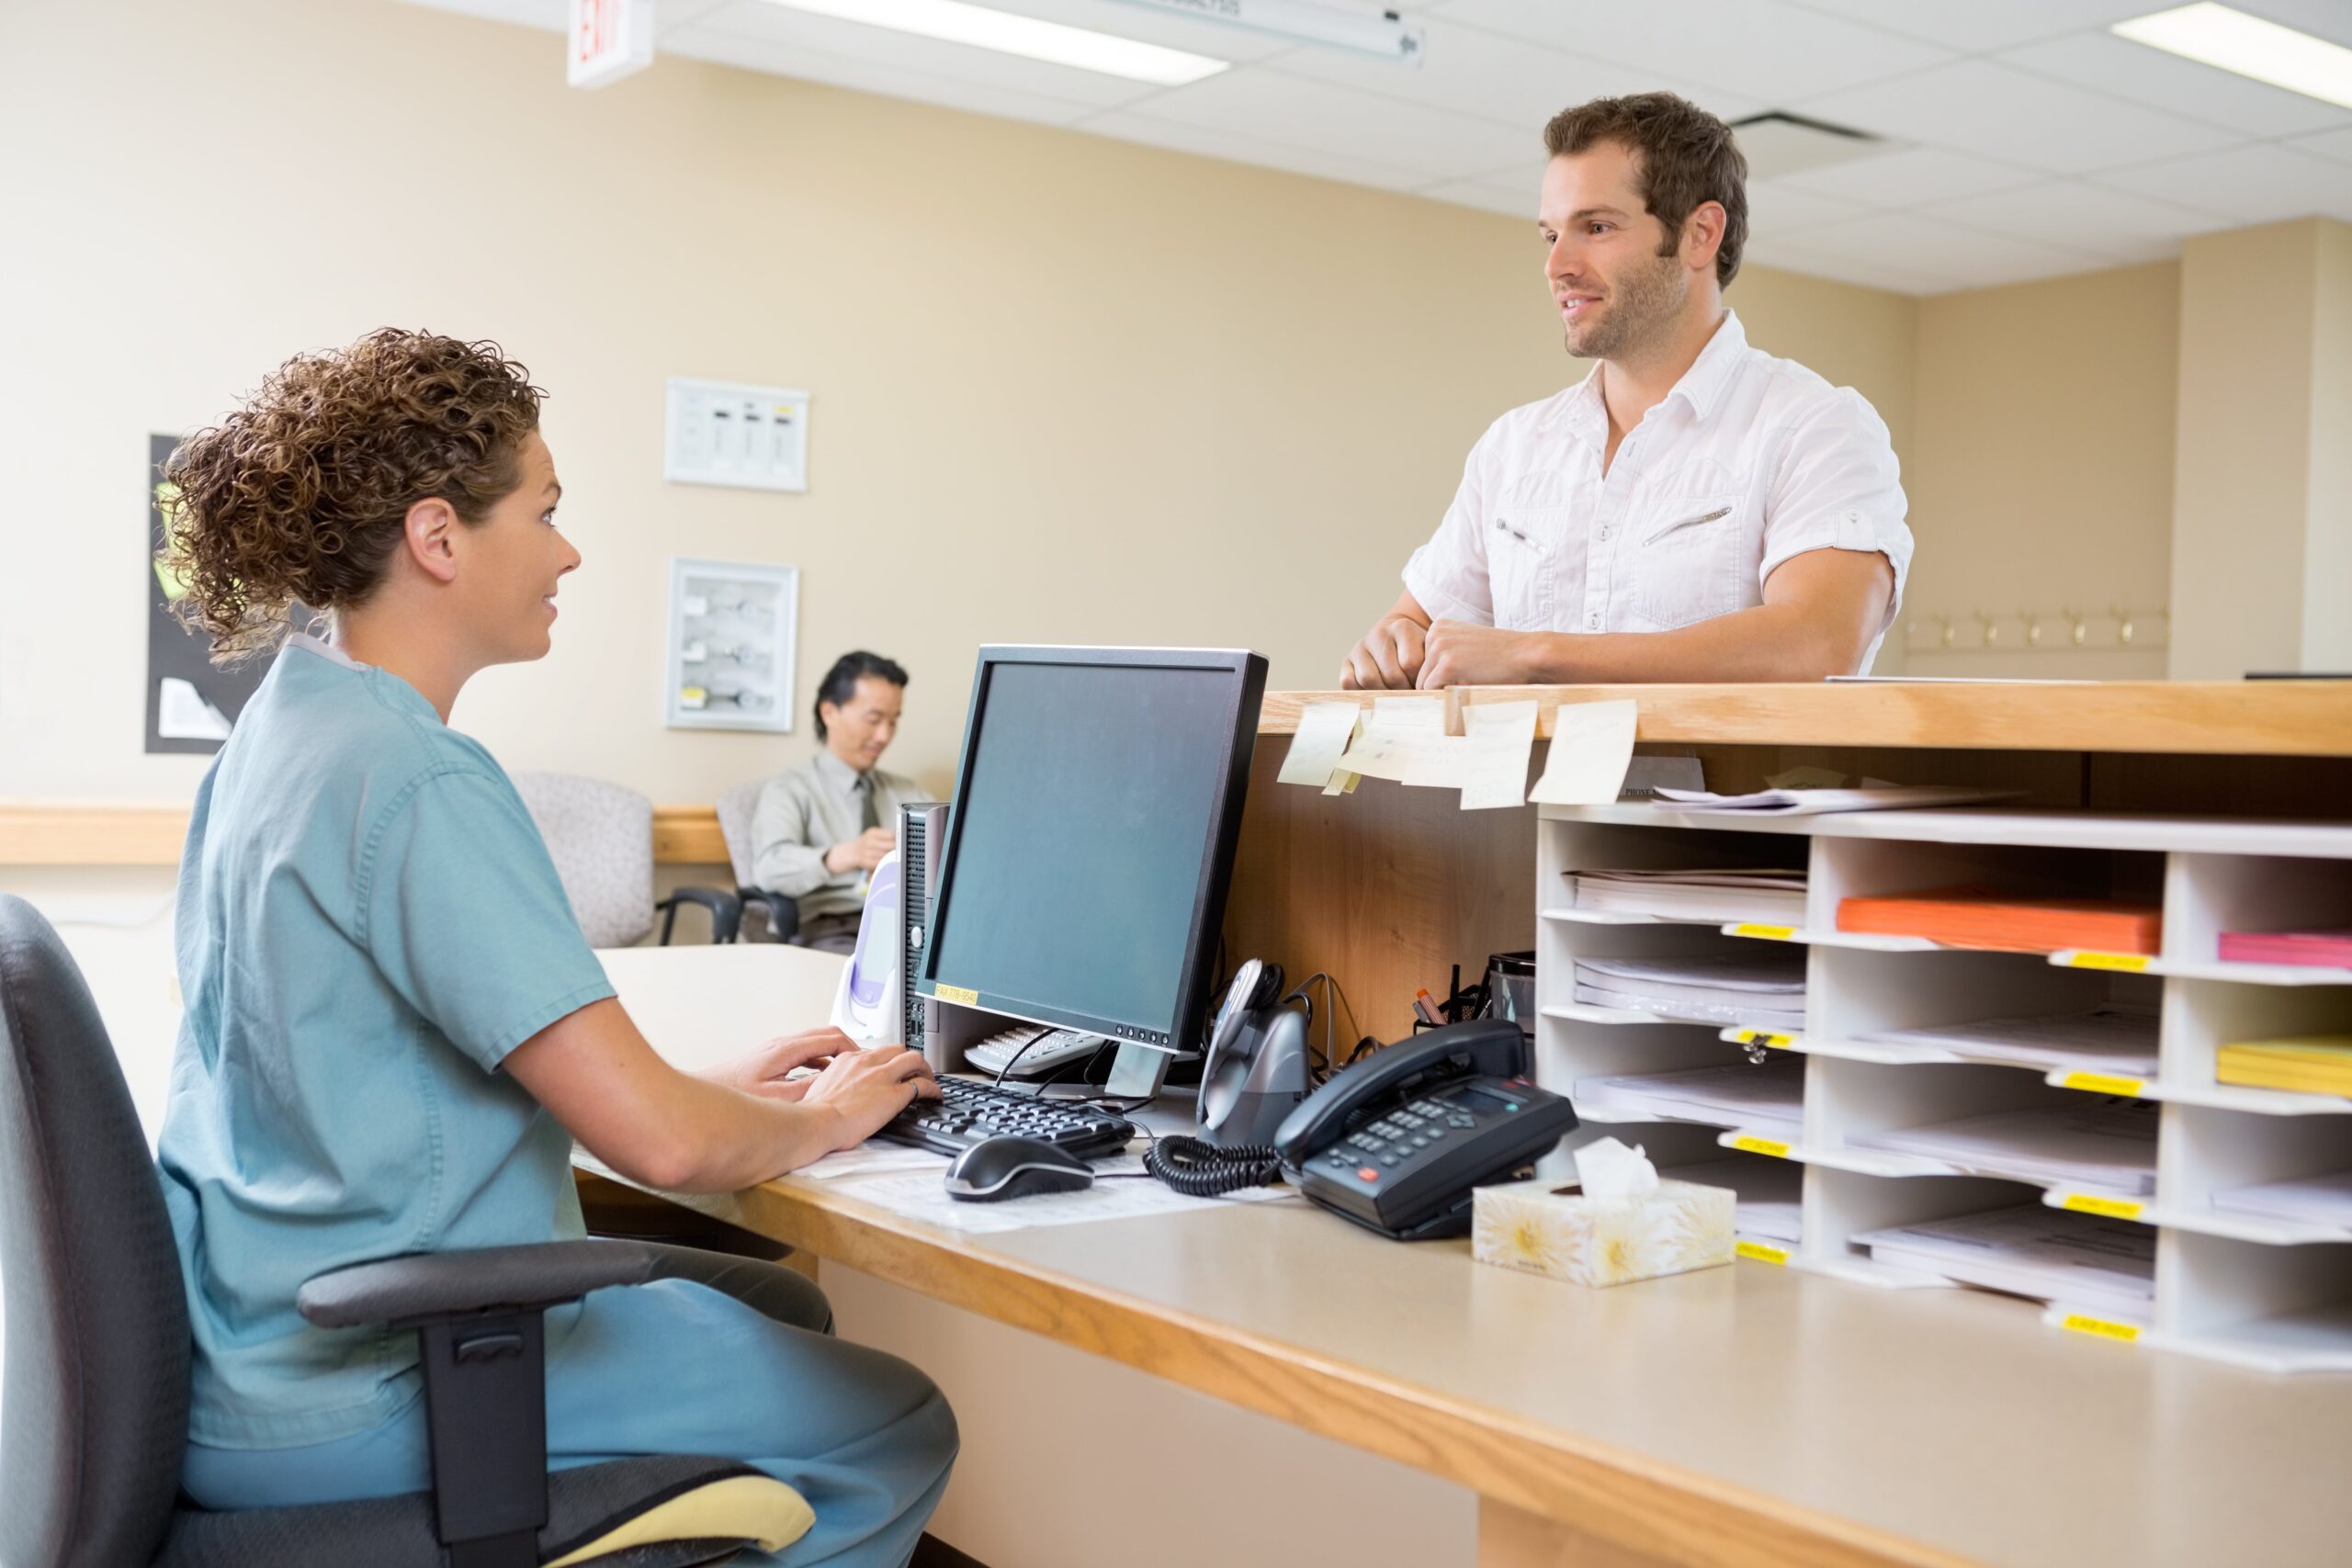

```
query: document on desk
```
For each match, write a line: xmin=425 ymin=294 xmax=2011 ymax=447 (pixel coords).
xmin=797 ymin=1144 xmax=954 ymax=1181
xmin=1529 ymin=699 xmax=1638 ymax=806
xmin=832 ymin=1152 xmax=1298 ymax=1234
xmin=1460 ymin=699 xmax=1538 ymax=810
xmin=1277 ymin=700 xmax=1363 ymax=790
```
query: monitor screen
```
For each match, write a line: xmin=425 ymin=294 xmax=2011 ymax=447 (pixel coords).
xmin=918 ymin=647 xmax=1265 ymax=1050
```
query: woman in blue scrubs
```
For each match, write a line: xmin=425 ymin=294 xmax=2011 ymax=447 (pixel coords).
xmin=154 ymin=329 xmax=956 ymax=1565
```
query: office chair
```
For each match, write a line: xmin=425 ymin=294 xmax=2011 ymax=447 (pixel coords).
xmin=512 ymin=773 xmax=740 ymax=945
xmin=0 ymin=895 xmax=812 ymax=1568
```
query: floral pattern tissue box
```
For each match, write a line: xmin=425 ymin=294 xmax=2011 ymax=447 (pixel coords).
xmin=1473 ymin=1178 xmax=1736 ymax=1287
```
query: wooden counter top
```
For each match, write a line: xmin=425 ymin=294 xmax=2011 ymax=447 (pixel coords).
xmin=1261 ymin=680 xmax=2352 ymax=756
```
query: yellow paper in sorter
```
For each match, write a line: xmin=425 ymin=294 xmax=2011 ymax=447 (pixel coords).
xmin=1459 ymin=700 xmax=1538 ymax=810
xmin=1529 ymin=699 xmax=1638 ymax=806
xmin=1278 ymin=701 xmax=1363 ymax=789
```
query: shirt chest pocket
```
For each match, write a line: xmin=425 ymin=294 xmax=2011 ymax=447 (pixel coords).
xmin=1487 ymin=507 xmax=1569 ymax=629
xmin=1632 ymin=491 xmax=1747 ymax=630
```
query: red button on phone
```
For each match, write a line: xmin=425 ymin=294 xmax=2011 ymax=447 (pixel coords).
xmin=1356 ymin=1166 xmax=1380 ymax=1182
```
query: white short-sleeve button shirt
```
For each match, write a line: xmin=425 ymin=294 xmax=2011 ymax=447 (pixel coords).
xmin=1402 ymin=310 xmax=1913 ymax=672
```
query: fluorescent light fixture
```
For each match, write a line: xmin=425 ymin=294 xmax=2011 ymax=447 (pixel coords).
xmin=1110 ymin=0 xmax=1423 ymax=66
xmin=2112 ymin=4 xmax=2352 ymax=110
xmin=753 ymin=0 xmax=1229 ymax=85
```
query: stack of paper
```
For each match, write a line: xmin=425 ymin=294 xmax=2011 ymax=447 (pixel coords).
xmin=1572 ymin=1059 xmax=1805 ymax=1138
xmin=1854 ymin=1204 xmax=2154 ymax=1317
xmin=1571 ymin=952 xmax=1806 ymax=1029
xmin=1650 ymin=784 xmax=2021 ymax=816
xmin=1659 ymin=1155 xmax=1804 ymax=1244
xmin=1836 ymin=886 xmax=2163 ymax=955
xmin=2216 ymin=1036 xmax=2352 ymax=1098
xmin=1853 ymin=1004 xmax=2160 ymax=1077
xmin=2219 ymin=928 xmax=2352 ymax=969
xmin=1850 ymin=1100 xmax=2158 ymax=1193
xmin=1565 ymin=866 xmax=1808 ymax=926
xmin=2211 ymin=1169 xmax=2352 ymax=1229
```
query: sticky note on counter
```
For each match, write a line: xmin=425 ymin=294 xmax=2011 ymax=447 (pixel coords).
xmin=1372 ymin=695 xmax=1446 ymax=734
xmin=1529 ymin=699 xmax=1639 ymax=806
xmin=1278 ymin=700 xmax=1364 ymax=789
xmin=1460 ymin=700 xmax=1538 ymax=810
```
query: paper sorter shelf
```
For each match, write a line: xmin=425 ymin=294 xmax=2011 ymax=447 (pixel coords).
xmin=1849 ymin=1100 xmax=2158 ymax=1195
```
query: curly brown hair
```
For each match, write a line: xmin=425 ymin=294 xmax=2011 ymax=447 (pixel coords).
xmin=162 ymin=329 xmax=546 ymax=660
xmin=1544 ymin=93 xmax=1748 ymax=288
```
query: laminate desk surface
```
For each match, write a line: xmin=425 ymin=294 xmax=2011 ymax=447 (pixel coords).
xmin=597 ymin=946 xmax=2352 ymax=1568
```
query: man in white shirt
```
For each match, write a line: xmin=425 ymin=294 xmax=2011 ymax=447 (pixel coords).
xmin=1340 ymin=93 xmax=1913 ymax=690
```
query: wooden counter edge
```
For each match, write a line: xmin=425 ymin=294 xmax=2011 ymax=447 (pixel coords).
xmin=644 ymin=1171 xmax=1981 ymax=1568
xmin=1261 ymin=682 xmax=2352 ymax=756
xmin=0 ymin=800 xmax=731 ymax=868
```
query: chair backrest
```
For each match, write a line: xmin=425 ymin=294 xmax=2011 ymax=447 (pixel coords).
xmin=0 ymin=895 xmax=191 ymax=1568
xmin=713 ymin=780 xmax=766 ymax=891
xmin=512 ymin=773 xmax=656 ymax=948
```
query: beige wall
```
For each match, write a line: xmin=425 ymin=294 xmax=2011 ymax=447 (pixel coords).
xmin=0 ymin=0 xmax=1917 ymax=810
xmin=2301 ymin=220 xmax=2352 ymax=675
xmin=1901 ymin=262 xmax=2180 ymax=681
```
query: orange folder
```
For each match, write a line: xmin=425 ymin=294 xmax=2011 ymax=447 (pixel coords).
xmin=1836 ymin=886 xmax=2163 ymax=955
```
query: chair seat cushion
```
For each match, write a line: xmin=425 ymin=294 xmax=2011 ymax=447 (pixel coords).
xmin=156 ymin=1455 xmax=814 ymax=1568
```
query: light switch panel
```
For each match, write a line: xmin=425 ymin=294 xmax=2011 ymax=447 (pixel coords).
xmin=664 ymin=377 xmax=808 ymax=492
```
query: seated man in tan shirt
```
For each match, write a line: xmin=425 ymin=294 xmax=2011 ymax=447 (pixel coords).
xmin=749 ymin=650 xmax=920 ymax=953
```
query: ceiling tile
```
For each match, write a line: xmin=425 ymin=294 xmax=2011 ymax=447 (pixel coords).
xmin=1742 ymin=237 xmax=1958 ymax=296
xmin=1776 ymin=145 xmax=2041 ymax=207
xmin=678 ymin=3 xmax=1159 ymax=109
xmin=1077 ymin=111 xmax=1429 ymax=193
xmin=400 ymin=0 xmax=562 ymax=30
xmin=1419 ymin=180 xmax=1543 ymax=220
xmin=1108 ymin=68 xmax=1534 ymax=180
xmin=2098 ymin=143 xmax=2352 ymax=224
xmin=662 ymin=25 xmax=1103 ymax=125
xmin=1792 ymin=211 xmax=2115 ymax=288
xmin=1925 ymin=179 xmax=2231 ymax=258
xmin=2290 ymin=127 xmax=2352 ymax=166
xmin=1802 ymin=59 xmax=2243 ymax=175
xmin=1745 ymin=177 xmax=1873 ymax=237
xmin=1265 ymin=17 xmax=1758 ymax=133
xmin=2001 ymin=31 xmax=2352 ymax=138
xmin=1440 ymin=0 xmax=1951 ymax=103
xmin=1781 ymin=0 xmax=2157 ymax=53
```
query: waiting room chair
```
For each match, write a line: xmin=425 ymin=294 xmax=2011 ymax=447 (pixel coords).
xmin=678 ymin=780 xmax=799 ymax=945
xmin=512 ymin=773 xmax=740 ymax=945
xmin=0 ymin=894 xmax=812 ymax=1568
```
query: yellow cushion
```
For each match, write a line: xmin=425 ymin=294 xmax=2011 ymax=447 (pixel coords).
xmin=544 ymin=1474 xmax=816 ymax=1568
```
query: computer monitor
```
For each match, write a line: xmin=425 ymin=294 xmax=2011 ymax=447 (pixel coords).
xmin=915 ymin=646 xmax=1267 ymax=1089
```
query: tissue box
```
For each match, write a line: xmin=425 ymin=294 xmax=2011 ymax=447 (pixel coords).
xmin=1472 ymin=1178 xmax=1736 ymax=1287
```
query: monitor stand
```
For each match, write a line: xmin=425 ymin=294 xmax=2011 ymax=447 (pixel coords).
xmin=1103 ymin=1041 xmax=1176 ymax=1100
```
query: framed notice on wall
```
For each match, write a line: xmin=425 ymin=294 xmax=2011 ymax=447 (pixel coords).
xmin=143 ymin=433 xmax=304 ymax=754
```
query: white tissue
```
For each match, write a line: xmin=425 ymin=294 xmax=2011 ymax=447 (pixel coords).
xmin=1575 ymin=1136 xmax=1659 ymax=1200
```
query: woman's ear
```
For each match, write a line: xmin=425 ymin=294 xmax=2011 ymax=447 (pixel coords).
xmin=402 ymin=496 xmax=461 ymax=584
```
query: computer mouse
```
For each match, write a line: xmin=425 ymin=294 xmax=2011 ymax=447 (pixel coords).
xmin=943 ymin=1136 xmax=1095 ymax=1202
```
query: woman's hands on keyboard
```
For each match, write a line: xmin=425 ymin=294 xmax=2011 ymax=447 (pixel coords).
xmin=800 ymin=1043 xmax=944 ymax=1152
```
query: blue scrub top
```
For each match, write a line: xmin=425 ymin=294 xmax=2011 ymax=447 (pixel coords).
xmin=158 ymin=636 xmax=615 ymax=1449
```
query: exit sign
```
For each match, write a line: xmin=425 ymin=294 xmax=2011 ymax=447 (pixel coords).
xmin=568 ymin=0 xmax=653 ymax=89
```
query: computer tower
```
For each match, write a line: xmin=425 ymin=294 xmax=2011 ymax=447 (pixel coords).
xmin=896 ymin=802 xmax=948 ymax=1066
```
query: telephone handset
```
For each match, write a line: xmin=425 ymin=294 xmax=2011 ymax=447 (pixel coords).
xmin=1273 ymin=1019 xmax=1577 ymax=1241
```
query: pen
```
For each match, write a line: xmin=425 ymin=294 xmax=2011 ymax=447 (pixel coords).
xmin=1413 ymin=988 xmax=1442 ymax=1025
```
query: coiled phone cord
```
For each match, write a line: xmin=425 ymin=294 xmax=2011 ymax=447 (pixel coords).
xmin=1143 ymin=1135 xmax=1284 ymax=1197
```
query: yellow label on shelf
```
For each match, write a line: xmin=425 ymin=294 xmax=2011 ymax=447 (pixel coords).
xmin=1736 ymin=1240 xmax=1790 ymax=1266
xmin=1731 ymin=923 xmax=1797 ymax=941
xmin=2065 ymin=951 xmax=2151 ymax=973
xmin=2059 ymin=1071 xmax=2147 ymax=1099
xmin=1732 ymin=1029 xmax=1795 ymax=1049
xmin=935 ymin=984 xmax=978 ymax=1005
xmin=2060 ymin=1314 xmax=2142 ymax=1344
xmin=2061 ymin=1193 xmax=2146 ymax=1222
xmin=1729 ymin=1135 xmax=1792 ymax=1159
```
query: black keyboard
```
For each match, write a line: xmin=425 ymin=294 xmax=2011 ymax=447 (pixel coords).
xmin=876 ymin=1076 xmax=1136 ymax=1160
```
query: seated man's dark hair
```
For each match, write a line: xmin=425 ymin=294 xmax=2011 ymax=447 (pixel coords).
xmin=813 ymin=650 xmax=909 ymax=740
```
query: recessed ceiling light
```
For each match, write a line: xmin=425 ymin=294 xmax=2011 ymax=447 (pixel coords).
xmin=2112 ymin=4 xmax=2352 ymax=110
xmin=755 ymin=0 xmax=1231 ymax=86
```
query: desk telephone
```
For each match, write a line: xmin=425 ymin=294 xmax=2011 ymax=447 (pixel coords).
xmin=1273 ymin=1019 xmax=1577 ymax=1241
